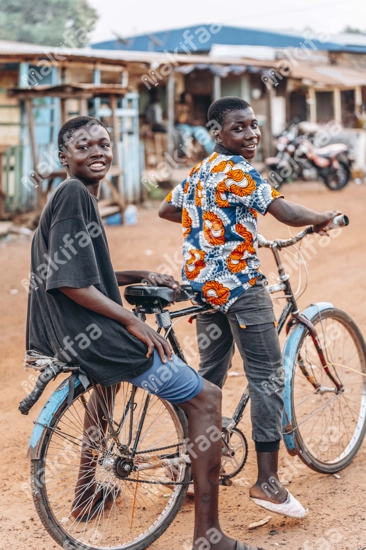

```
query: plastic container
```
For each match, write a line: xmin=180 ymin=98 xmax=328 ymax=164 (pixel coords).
xmin=124 ymin=205 xmax=138 ymax=225
xmin=105 ymin=213 xmax=122 ymax=225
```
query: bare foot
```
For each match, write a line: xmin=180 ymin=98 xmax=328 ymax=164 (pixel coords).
xmin=192 ymin=533 xmax=265 ymax=550
xmin=71 ymin=486 xmax=103 ymax=519
xmin=71 ymin=484 xmax=119 ymax=519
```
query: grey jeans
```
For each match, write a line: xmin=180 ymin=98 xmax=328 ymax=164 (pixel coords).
xmin=196 ymin=281 xmax=284 ymax=444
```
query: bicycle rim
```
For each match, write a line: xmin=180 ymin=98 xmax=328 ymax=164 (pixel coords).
xmin=31 ymin=382 xmax=189 ymax=550
xmin=291 ymin=308 xmax=366 ymax=473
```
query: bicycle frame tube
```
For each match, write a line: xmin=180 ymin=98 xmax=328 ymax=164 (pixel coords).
xmin=131 ymin=393 xmax=151 ymax=458
xmin=231 ymin=387 xmax=250 ymax=426
xmin=165 ymin=325 xmax=187 ymax=363
xmin=271 ymin=245 xmax=300 ymax=315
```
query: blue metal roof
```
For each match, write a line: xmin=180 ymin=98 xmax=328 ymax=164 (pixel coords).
xmin=92 ymin=25 xmax=366 ymax=54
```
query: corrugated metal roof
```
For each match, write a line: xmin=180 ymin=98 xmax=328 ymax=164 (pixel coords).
xmin=1 ymin=40 xmax=365 ymax=88
xmin=210 ymin=44 xmax=277 ymax=60
xmin=0 ymin=39 xmax=275 ymax=68
xmin=8 ymin=83 xmax=129 ymax=97
xmin=291 ymin=64 xmax=366 ymax=87
xmin=329 ymin=32 xmax=366 ymax=48
xmin=91 ymin=24 xmax=361 ymax=54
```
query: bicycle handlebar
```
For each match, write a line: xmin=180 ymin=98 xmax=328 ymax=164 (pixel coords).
xmin=19 ymin=364 xmax=63 ymax=415
xmin=258 ymin=214 xmax=349 ymax=249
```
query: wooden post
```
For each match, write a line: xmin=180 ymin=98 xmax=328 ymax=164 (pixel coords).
xmin=167 ymin=72 xmax=175 ymax=159
xmin=110 ymin=94 xmax=125 ymax=209
xmin=93 ymin=68 xmax=101 ymax=117
xmin=60 ymin=98 xmax=67 ymax=126
xmin=213 ymin=75 xmax=221 ymax=101
xmin=334 ymin=88 xmax=341 ymax=124
xmin=25 ymin=98 xmax=42 ymax=209
xmin=308 ymin=88 xmax=317 ymax=123
xmin=240 ymin=75 xmax=251 ymax=102
xmin=0 ymin=150 xmax=5 ymax=220
xmin=355 ymin=86 xmax=362 ymax=108
xmin=266 ymin=86 xmax=275 ymax=157
xmin=79 ymin=97 xmax=88 ymax=116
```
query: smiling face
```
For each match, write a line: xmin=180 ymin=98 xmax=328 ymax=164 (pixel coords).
xmin=59 ymin=124 xmax=112 ymax=187
xmin=216 ymin=108 xmax=261 ymax=159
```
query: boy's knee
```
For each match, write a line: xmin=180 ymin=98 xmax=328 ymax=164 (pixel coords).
xmin=198 ymin=381 xmax=222 ymax=411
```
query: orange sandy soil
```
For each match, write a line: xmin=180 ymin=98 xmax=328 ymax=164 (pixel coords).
xmin=1 ymin=181 xmax=366 ymax=550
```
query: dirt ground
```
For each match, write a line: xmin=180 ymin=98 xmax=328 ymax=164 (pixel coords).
xmin=1 ymin=181 xmax=366 ymax=550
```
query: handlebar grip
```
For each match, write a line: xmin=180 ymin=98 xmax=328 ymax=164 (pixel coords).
xmin=323 ymin=214 xmax=349 ymax=232
xmin=19 ymin=365 xmax=61 ymax=415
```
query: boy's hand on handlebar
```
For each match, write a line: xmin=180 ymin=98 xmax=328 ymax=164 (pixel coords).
xmin=146 ymin=273 xmax=181 ymax=300
xmin=313 ymin=210 xmax=342 ymax=236
xmin=125 ymin=317 xmax=173 ymax=363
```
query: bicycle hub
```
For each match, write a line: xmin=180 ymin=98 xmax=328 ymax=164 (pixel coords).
xmin=113 ymin=457 xmax=134 ymax=479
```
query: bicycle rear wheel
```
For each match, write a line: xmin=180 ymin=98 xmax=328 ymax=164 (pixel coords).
xmin=31 ymin=382 xmax=190 ymax=550
xmin=290 ymin=308 xmax=366 ymax=473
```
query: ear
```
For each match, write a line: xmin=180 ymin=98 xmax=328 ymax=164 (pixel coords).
xmin=59 ymin=150 xmax=68 ymax=167
xmin=212 ymin=129 xmax=222 ymax=143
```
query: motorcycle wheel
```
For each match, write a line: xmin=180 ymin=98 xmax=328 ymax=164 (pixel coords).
xmin=323 ymin=160 xmax=350 ymax=191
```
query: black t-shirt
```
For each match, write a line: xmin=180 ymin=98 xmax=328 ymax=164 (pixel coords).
xmin=26 ymin=178 xmax=153 ymax=386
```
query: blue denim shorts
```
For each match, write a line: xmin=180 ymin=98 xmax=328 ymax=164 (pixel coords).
xmin=127 ymin=349 xmax=204 ymax=404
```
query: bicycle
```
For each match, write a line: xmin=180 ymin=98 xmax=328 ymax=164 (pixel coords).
xmin=19 ymin=216 xmax=366 ymax=550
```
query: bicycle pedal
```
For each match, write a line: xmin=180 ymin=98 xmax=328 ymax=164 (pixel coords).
xmin=219 ymin=477 xmax=233 ymax=487
xmin=222 ymin=416 xmax=234 ymax=430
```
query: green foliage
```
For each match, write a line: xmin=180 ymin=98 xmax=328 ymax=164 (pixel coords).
xmin=0 ymin=0 xmax=98 ymax=47
xmin=343 ymin=25 xmax=366 ymax=35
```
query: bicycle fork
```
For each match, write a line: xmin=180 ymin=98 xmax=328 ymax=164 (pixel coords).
xmin=295 ymin=314 xmax=343 ymax=394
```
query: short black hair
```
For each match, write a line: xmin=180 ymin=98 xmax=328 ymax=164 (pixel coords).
xmin=207 ymin=96 xmax=251 ymax=127
xmin=58 ymin=116 xmax=109 ymax=150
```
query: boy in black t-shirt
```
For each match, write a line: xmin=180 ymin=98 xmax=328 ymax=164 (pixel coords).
xmin=26 ymin=116 xmax=259 ymax=550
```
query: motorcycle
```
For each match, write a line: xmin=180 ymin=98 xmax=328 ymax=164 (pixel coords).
xmin=265 ymin=123 xmax=353 ymax=191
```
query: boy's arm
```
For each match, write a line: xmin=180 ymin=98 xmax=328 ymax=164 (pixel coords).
xmin=159 ymin=201 xmax=182 ymax=223
xmin=59 ymin=286 xmax=172 ymax=362
xmin=267 ymin=198 xmax=340 ymax=233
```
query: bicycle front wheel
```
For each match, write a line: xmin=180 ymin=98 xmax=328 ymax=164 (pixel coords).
xmin=31 ymin=382 xmax=190 ymax=550
xmin=290 ymin=308 xmax=366 ymax=473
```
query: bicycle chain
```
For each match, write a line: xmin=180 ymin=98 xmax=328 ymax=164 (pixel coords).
xmin=120 ymin=442 xmax=190 ymax=484
xmin=134 ymin=442 xmax=184 ymax=455
xmin=122 ymin=478 xmax=192 ymax=485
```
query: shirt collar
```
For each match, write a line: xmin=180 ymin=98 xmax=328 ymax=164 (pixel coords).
xmin=214 ymin=143 xmax=234 ymax=156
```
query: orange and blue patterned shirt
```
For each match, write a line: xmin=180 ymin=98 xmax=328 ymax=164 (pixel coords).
xmin=166 ymin=150 xmax=282 ymax=312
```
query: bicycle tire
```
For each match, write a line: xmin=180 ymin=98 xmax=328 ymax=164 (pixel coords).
xmin=31 ymin=382 xmax=190 ymax=550
xmin=290 ymin=308 xmax=366 ymax=473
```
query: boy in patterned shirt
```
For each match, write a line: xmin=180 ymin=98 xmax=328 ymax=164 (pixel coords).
xmin=159 ymin=96 xmax=339 ymax=518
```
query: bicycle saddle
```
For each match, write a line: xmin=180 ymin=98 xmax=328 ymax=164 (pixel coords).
xmin=124 ymin=284 xmax=195 ymax=308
